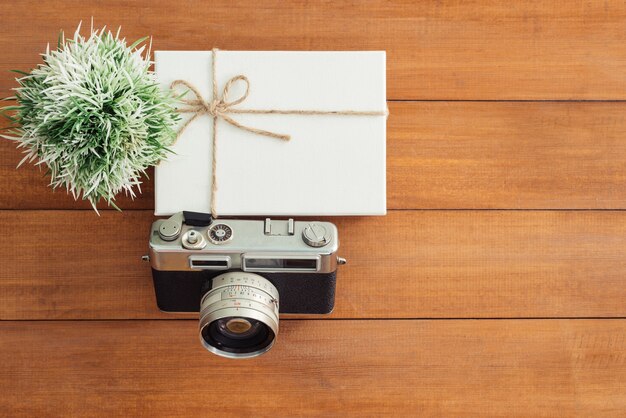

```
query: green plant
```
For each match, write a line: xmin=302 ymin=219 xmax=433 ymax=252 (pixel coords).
xmin=1 ymin=23 xmax=179 ymax=212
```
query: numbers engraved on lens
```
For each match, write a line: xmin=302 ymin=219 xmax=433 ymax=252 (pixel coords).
xmin=209 ymin=274 xmax=279 ymax=315
xmin=216 ymin=275 xmax=278 ymax=297
xmin=222 ymin=285 xmax=275 ymax=306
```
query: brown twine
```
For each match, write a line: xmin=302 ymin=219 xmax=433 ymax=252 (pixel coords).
xmin=171 ymin=48 xmax=388 ymax=218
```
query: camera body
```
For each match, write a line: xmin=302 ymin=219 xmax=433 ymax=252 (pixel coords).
xmin=149 ymin=212 xmax=342 ymax=315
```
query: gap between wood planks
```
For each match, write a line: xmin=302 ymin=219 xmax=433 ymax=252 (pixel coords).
xmin=2 ymin=318 xmax=626 ymax=322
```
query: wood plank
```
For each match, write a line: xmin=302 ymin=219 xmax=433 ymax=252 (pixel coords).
xmin=388 ymin=102 xmax=626 ymax=209
xmin=2 ymin=1 xmax=626 ymax=100
xmin=0 ymin=144 xmax=154 ymax=209
xmin=0 ymin=319 xmax=624 ymax=416
xmin=3 ymin=102 xmax=626 ymax=210
xmin=2 ymin=210 xmax=626 ymax=320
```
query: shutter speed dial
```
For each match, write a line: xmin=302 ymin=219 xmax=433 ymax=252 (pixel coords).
xmin=208 ymin=223 xmax=233 ymax=244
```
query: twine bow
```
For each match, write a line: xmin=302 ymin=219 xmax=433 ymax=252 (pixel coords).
xmin=170 ymin=48 xmax=388 ymax=218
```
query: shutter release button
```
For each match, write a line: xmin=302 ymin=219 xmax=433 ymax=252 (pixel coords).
xmin=187 ymin=230 xmax=199 ymax=244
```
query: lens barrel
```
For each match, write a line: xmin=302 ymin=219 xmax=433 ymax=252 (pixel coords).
xmin=199 ymin=272 xmax=279 ymax=359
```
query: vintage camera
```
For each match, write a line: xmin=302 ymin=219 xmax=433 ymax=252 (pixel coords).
xmin=148 ymin=211 xmax=345 ymax=359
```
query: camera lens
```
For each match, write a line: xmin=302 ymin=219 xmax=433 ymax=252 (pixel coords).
xmin=199 ymin=272 xmax=279 ymax=359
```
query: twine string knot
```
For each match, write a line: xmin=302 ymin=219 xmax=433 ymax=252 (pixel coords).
xmin=175 ymin=75 xmax=249 ymax=118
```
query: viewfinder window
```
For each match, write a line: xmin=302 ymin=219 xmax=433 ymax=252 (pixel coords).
xmin=244 ymin=257 xmax=318 ymax=271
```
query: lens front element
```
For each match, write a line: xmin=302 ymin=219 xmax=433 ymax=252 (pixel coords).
xmin=225 ymin=318 xmax=253 ymax=334
xmin=199 ymin=272 xmax=279 ymax=359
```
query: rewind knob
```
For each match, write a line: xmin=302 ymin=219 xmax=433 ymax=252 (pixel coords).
xmin=302 ymin=223 xmax=331 ymax=247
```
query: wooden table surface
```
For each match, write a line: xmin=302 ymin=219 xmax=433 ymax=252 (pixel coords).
xmin=2 ymin=1 xmax=626 ymax=416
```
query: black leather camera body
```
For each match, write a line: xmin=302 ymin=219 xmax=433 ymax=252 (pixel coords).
xmin=152 ymin=269 xmax=337 ymax=314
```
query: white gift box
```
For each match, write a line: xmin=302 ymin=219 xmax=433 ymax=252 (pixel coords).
xmin=154 ymin=50 xmax=387 ymax=216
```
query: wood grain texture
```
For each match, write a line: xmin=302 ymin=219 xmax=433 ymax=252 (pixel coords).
xmin=2 ymin=2 xmax=626 ymax=415
xmin=2 ymin=210 xmax=625 ymax=320
xmin=388 ymin=102 xmax=626 ymax=210
xmin=2 ymin=1 xmax=626 ymax=100
xmin=1 ymin=320 xmax=624 ymax=417
xmin=4 ymin=102 xmax=626 ymax=210
xmin=0 ymin=141 xmax=154 ymax=209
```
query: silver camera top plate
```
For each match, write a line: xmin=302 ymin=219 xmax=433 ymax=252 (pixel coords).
xmin=149 ymin=213 xmax=340 ymax=274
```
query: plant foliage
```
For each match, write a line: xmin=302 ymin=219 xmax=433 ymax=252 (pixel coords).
xmin=1 ymin=23 xmax=179 ymax=211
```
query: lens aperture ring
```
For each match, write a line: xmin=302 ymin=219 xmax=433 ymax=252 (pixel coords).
xmin=206 ymin=273 xmax=279 ymax=301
